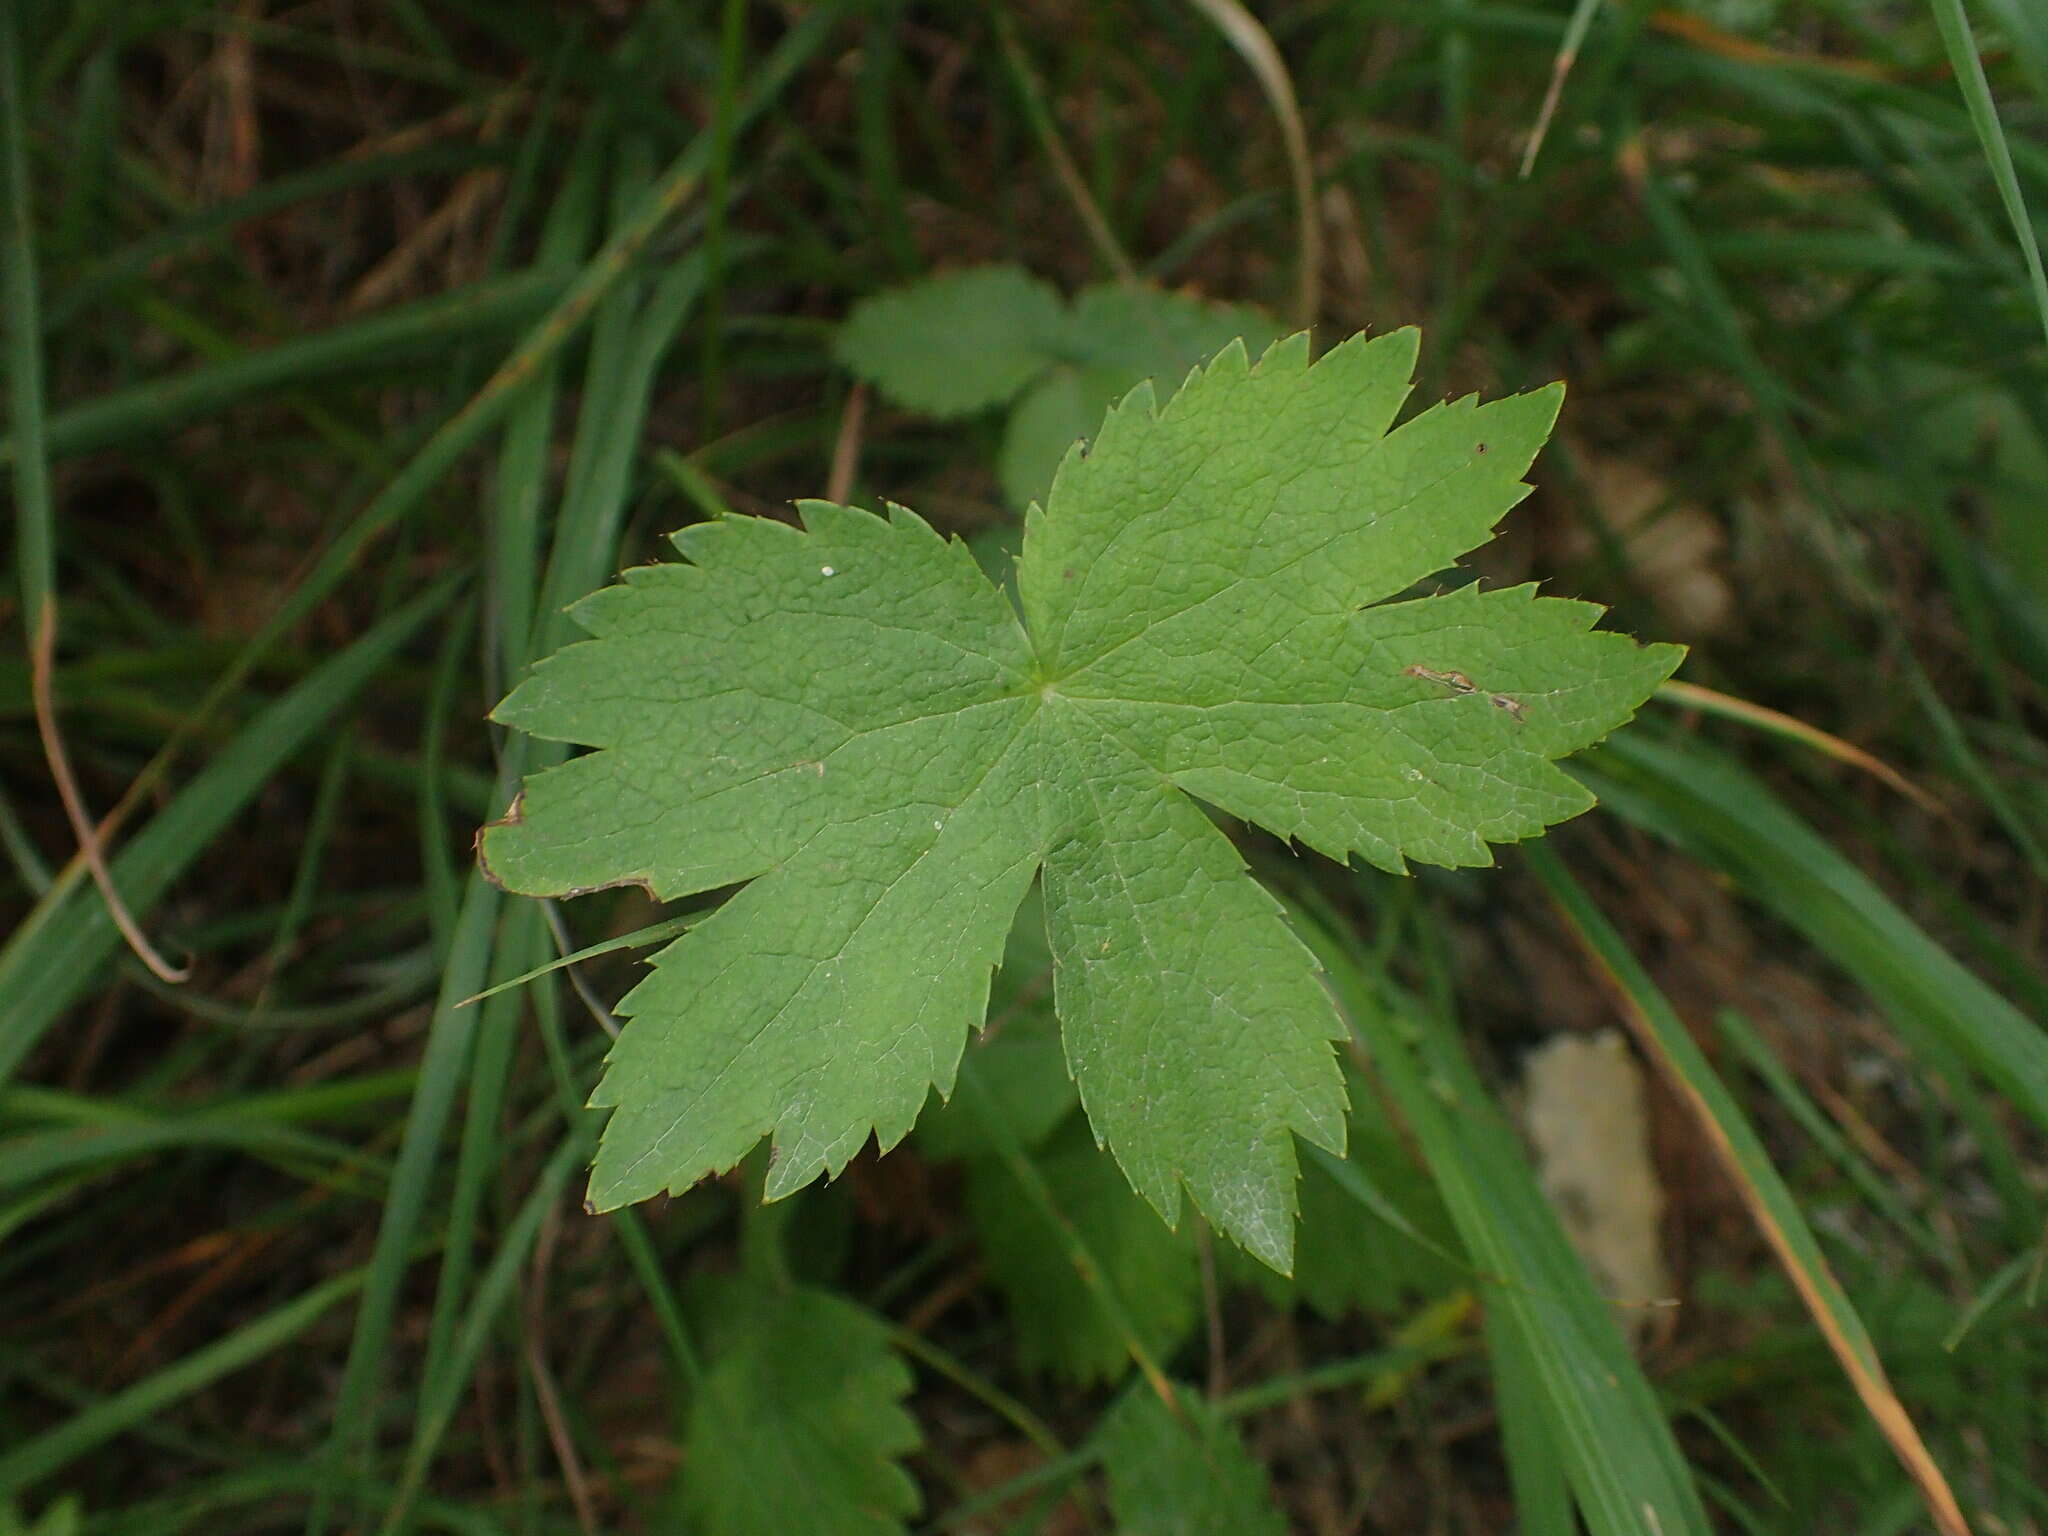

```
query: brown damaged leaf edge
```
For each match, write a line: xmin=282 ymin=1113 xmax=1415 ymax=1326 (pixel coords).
xmin=473 ymin=791 xmax=659 ymax=902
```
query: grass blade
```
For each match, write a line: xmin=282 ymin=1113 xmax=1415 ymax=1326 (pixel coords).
xmin=1583 ymin=732 xmax=2048 ymax=1143
xmin=378 ymin=1139 xmax=579 ymax=1536
xmin=1488 ymin=1305 xmax=1577 ymax=1536
xmin=1713 ymin=1009 xmax=1950 ymax=1267
xmin=1527 ymin=843 xmax=1970 ymax=1536
xmin=454 ymin=913 xmax=698 ymax=1008
xmin=0 ymin=581 xmax=457 ymax=1084
xmin=1293 ymin=896 xmax=1712 ymax=1536
xmin=1179 ymin=0 xmax=1319 ymax=322
xmin=1926 ymin=0 xmax=2048 ymax=347
xmin=0 ymin=1269 xmax=366 ymax=1499
xmin=0 ymin=1 xmax=52 ymax=629
xmin=46 ymin=144 xmax=499 ymax=331
xmin=0 ymin=1112 xmax=380 ymax=1192
xmin=311 ymin=866 xmax=506 ymax=1532
xmin=1518 ymin=0 xmax=1604 ymax=177
xmin=316 ymin=25 xmax=837 ymax=1525
xmin=10 ymin=270 xmax=570 ymax=465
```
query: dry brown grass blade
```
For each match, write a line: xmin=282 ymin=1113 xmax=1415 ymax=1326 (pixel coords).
xmin=1648 ymin=8 xmax=1887 ymax=77
xmin=1538 ymin=851 xmax=1973 ymax=1536
xmin=525 ymin=1197 xmax=601 ymax=1536
xmin=1179 ymin=0 xmax=1321 ymax=325
xmin=1655 ymin=678 xmax=1943 ymax=814
xmin=38 ymin=1230 xmax=236 ymax=1327
xmin=342 ymin=83 xmax=529 ymax=162
xmin=345 ymin=166 xmax=505 ymax=312
xmin=32 ymin=605 xmax=190 ymax=984
xmin=827 ymin=379 xmax=868 ymax=506
xmin=1622 ymin=997 xmax=1972 ymax=1536
xmin=110 ymin=1228 xmax=279 ymax=1380
xmin=1520 ymin=0 xmax=1599 ymax=179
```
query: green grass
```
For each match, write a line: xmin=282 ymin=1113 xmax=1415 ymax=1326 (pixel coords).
xmin=3 ymin=2 xmax=2045 ymax=1532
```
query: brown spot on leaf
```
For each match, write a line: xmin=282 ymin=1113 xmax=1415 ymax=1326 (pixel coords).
xmin=475 ymin=793 xmax=661 ymax=900
xmin=1405 ymin=664 xmax=1477 ymax=694
xmin=472 ymin=792 xmax=526 ymax=890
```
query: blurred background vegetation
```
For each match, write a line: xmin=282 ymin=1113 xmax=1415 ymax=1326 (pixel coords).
xmin=2 ymin=1 xmax=2045 ymax=1532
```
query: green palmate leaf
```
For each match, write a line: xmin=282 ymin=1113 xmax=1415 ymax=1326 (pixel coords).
xmin=677 ymin=1282 xmax=920 ymax=1536
xmin=481 ymin=329 xmax=1681 ymax=1268
xmin=1095 ymin=1383 xmax=1286 ymax=1536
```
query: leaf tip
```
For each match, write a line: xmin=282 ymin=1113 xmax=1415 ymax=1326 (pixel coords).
xmin=1323 ymin=323 xmax=1420 ymax=374
xmin=1116 ymin=373 xmax=1161 ymax=420
xmin=1249 ymin=329 xmax=1308 ymax=375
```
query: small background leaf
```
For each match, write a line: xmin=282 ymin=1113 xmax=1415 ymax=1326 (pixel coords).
xmin=838 ymin=265 xmax=1280 ymax=509
xmin=997 ymin=285 xmax=1281 ymax=507
xmin=966 ymin=1116 xmax=1201 ymax=1384
xmin=1261 ymin=1123 xmax=1464 ymax=1319
xmin=1096 ymin=1384 xmax=1287 ymax=1536
xmin=1218 ymin=1055 xmax=1466 ymax=1318
xmin=834 ymin=265 xmax=1065 ymax=417
xmin=676 ymin=1280 xmax=921 ymax=1536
